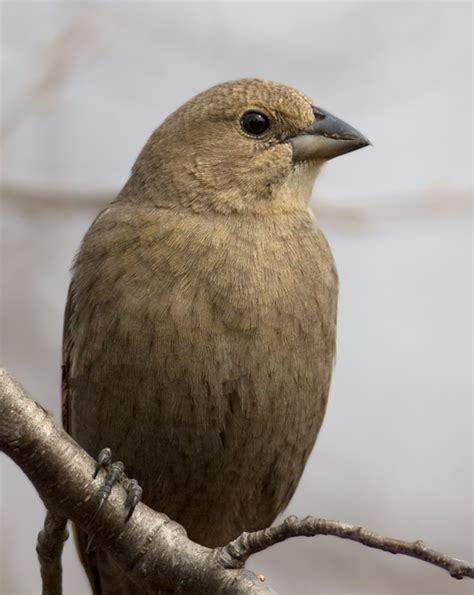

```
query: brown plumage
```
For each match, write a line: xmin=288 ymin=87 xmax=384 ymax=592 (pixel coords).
xmin=63 ymin=78 xmax=369 ymax=593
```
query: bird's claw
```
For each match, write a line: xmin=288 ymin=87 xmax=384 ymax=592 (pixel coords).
xmin=92 ymin=448 xmax=142 ymax=519
xmin=124 ymin=478 xmax=143 ymax=522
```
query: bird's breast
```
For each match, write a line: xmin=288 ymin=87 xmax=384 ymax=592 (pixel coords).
xmin=70 ymin=205 xmax=338 ymax=542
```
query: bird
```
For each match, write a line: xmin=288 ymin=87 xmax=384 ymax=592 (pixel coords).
xmin=62 ymin=78 xmax=369 ymax=593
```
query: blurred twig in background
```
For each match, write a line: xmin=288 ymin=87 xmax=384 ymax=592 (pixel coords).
xmin=0 ymin=11 xmax=108 ymax=142
xmin=1 ymin=181 xmax=470 ymax=231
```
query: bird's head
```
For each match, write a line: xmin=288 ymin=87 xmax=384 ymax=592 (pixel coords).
xmin=129 ymin=78 xmax=370 ymax=215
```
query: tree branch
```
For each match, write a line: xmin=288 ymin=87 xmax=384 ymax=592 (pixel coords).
xmin=0 ymin=367 xmax=271 ymax=594
xmin=216 ymin=516 xmax=474 ymax=579
xmin=36 ymin=511 xmax=68 ymax=595
xmin=1 ymin=366 xmax=472 ymax=593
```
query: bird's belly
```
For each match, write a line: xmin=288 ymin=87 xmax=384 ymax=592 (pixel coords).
xmin=71 ymin=291 xmax=332 ymax=547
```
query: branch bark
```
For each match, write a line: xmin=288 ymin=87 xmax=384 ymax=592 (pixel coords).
xmin=1 ymin=366 xmax=472 ymax=594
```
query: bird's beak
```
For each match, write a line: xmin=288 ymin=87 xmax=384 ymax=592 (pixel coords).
xmin=289 ymin=106 xmax=371 ymax=162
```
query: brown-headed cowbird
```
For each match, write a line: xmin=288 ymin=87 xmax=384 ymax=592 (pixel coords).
xmin=63 ymin=78 xmax=369 ymax=593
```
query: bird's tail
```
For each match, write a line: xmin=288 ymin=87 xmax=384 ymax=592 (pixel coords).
xmin=74 ymin=525 xmax=144 ymax=595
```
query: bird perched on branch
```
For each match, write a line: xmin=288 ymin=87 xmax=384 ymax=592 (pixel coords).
xmin=62 ymin=78 xmax=369 ymax=593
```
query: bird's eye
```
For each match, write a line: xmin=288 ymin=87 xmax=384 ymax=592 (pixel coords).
xmin=240 ymin=111 xmax=270 ymax=136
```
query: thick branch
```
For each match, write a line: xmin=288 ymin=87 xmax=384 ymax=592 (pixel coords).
xmin=1 ymin=366 xmax=472 ymax=593
xmin=0 ymin=368 xmax=271 ymax=594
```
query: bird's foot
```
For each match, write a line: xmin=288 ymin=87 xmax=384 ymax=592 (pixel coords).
xmin=92 ymin=447 xmax=143 ymax=520
xmin=87 ymin=448 xmax=143 ymax=553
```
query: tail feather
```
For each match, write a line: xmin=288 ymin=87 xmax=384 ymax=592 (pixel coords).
xmin=74 ymin=526 xmax=104 ymax=595
xmin=74 ymin=526 xmax=145 ymax=594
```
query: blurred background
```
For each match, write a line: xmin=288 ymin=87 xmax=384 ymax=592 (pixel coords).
xmin=0 ymin=2 xmax=472 ymax=594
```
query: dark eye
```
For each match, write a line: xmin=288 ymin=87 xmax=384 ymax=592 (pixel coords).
xmin=240 ymin=111 xmax=270 ymax=136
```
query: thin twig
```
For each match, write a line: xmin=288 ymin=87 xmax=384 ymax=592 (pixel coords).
xmin=36 ymin=511 xmax=69 ymax=595
xmin=217 ymin=515 xmax=474 ymax=580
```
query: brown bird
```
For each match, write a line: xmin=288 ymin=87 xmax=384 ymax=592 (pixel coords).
xmin=62 ymin=78 xmax=369 ymax=593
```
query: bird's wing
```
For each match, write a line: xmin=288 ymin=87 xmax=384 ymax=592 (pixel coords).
xmin=62 ymin=281 xmax=106 ymax=595
xmin=61 ymin=281 xmax=75 ymax=433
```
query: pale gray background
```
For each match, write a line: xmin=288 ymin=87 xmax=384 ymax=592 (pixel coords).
xmin=0 ymin=2 xmax=472 ymax=594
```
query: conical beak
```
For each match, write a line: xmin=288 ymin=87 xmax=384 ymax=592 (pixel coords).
xmin=289 ymin=106 xmax=371 ymax=162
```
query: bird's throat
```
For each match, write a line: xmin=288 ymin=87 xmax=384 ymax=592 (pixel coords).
xmin=270 ymin=161 xmax=322 ymax=211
